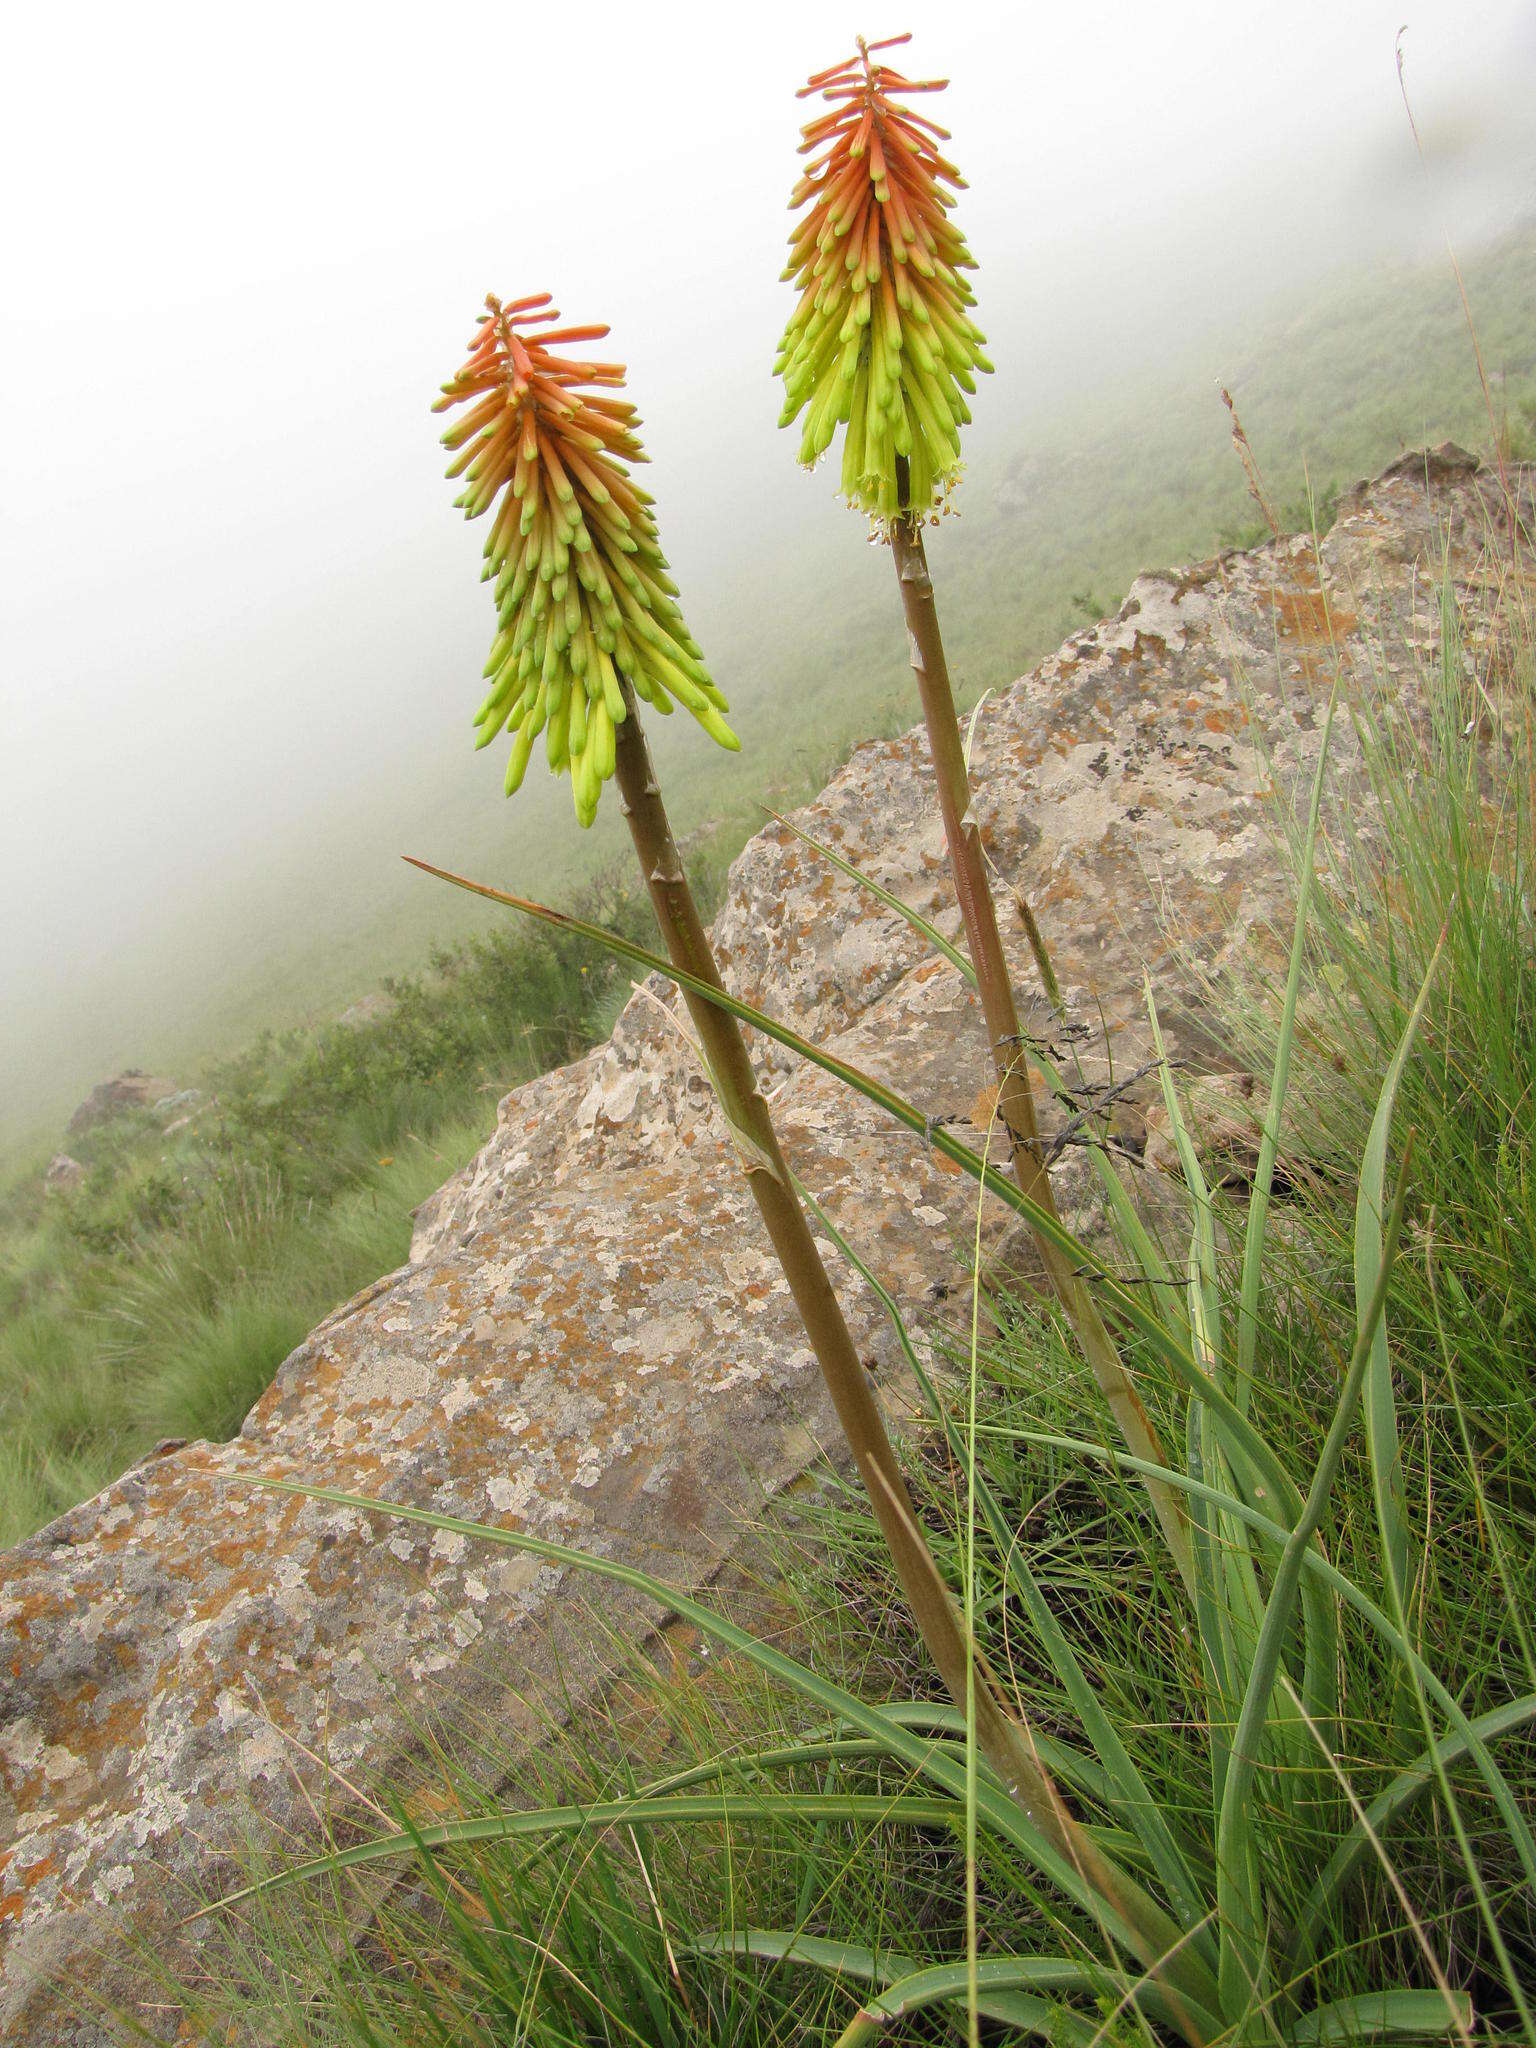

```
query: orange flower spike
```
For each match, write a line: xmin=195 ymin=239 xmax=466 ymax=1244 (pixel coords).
xmin=436 ymin=294 xmax=735 ymax=825
xmin=776 ymin=33 xmax=992 ymax=522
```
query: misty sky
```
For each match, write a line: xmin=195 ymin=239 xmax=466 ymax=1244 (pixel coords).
xmin=4 ymin=0 xmax=1534 ymax=1129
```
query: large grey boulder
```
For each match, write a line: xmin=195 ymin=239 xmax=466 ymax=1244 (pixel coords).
xmin=0 ymin=449 xmax=1524 ymax=2041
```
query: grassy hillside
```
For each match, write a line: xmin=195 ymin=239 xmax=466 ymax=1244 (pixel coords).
xmin=5 ymin=225 xmax=1533 ymax=1148
xmin=0 ymin=862 xmax=647 ymax=1540
xmin=2 ymin=224 xmax=1533 ymax=1541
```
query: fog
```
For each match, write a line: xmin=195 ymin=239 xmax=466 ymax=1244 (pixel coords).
xmin=4 ymin=0 xmax=1534 ymax=1139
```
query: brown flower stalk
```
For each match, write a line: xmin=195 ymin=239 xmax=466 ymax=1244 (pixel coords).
xmin=779 ymin=40 xmax=1193 ymax=1588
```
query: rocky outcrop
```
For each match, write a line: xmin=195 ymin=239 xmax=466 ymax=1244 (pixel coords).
xmin=41 ymin=1158 xmax=86 ymax=1199
xmin=1 ymin=450 xmax=1526 ymax=2041
xmin=64 ymin=1074 xmax=182 ymax=1139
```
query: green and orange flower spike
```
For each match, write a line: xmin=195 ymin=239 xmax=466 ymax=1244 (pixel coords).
xmin=775 ymin=33 xmax=992 ymax=521
xmin=776 ymin=42 xmax=1194 ymax=1587
xmin=435 ymin=293 xmax=736 ymax=826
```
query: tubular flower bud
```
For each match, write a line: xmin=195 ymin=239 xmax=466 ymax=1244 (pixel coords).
xmin=435 ymin=293 xmax=736 ymax=825
xmin=775 ymin=34 xmax=992 ymax=523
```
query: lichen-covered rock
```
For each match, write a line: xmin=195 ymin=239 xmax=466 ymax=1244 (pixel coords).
xmin=42 ymin=1157 xmax=86 ymax=1198
xmin=64 ymin=1073 xmax=181 ymax=1137
xmin=1 ymin=449 xmax=1525 ymax=2042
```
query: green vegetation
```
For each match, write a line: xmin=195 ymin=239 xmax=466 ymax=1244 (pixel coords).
xmin=173 ymin=525 xmax=1536 ymax=2042
xmin=0 ymin=851 xmax=702 ymax=1543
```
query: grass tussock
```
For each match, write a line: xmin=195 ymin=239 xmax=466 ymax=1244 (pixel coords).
xmin=165 ymin=502 xmax=1536 ymax=2042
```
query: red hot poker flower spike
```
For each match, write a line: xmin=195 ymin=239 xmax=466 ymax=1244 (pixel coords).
xmin=435 ymin=294 xmax=735 ymax=826
xmin=775 ymin=36 xmax=993 ymax=523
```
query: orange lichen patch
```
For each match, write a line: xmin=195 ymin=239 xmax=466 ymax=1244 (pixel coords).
xmin=966 ymin=1082 xmax=1001 ymax=1129
xmin=1269 ymin=586 xmax=1358 ymax=644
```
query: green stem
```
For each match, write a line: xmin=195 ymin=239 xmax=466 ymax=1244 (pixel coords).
xmin=887 ymin=481 xmax=1193 ymax=1594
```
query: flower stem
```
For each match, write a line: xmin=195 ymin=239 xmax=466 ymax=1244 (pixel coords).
xmin=888 ymin=479 xmax=1193 ymax=1592
xmin=611 ymin=677 xmax=1068 ymax=1820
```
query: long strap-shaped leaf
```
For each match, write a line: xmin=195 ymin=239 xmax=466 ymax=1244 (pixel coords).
xmin=216 ymin=1474 xmax=1226 ymax=2042
xmin=696 ymin=1932 xmax=1108 ymax=2046
xmin=1148 ymin=984 xmax=1271 ymax=1779
xmin=798 ymin=1181 xmax=1217 ymax=1976
xmin=196 ymin=1791 xmax=960 ymax=1908
xmin=1288 ymin=1990 xmax=1473 ymax=2044
xmin=637 ymin=1724 xmax=1108 ymax=1814
xmin=1215 ymin=1141 xmax=1414 ymax=2019
xmin=1356 ymin=935 xmax=1421 ymax=1651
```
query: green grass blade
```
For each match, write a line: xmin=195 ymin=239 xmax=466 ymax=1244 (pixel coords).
xmin=800 ymin=1183 xmax=1216 ymax=1970
xmin=1238 ymin=682 xmax=1340 ymax=1406
xmin=1289 ymin=1989 xmax=1474 ymax=2044
xmin=1289 ymin=1691 xmax=1536 ymax=1966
